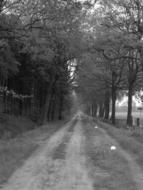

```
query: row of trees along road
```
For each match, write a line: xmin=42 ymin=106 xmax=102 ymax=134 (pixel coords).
xmin=76 ymin=0 xmax=143 ymax=126
xmin=0 ymin=0 xmax=90 ymax=124
xmin=1 ymin=0 xmax=143 ymax=127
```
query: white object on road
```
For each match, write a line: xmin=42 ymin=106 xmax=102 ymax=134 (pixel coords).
xmin=110 ymin=146 xmax=116 ymax=150
xmin=95 ymin=126 xmax=98 ymax=129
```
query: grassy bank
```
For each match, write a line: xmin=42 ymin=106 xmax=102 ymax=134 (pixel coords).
xmin=0 ymin=121 xmax=65 ymax=186
xmin=99 ymin=121 xmax=143 ymax=170
xmin=83 ymin=120 xmax=137 ymax=190
xmin=0 ymin=114 xmax=36 ymax=139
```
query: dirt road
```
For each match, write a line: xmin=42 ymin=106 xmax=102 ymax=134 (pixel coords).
xmin=1 ymin=113 xmax=143 ymax=190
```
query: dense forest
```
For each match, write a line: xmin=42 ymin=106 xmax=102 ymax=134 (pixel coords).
xmin=0 ymin=0 xmax=86 ymax=127
xmin=0 ymin=0 xmax=143 ymax=135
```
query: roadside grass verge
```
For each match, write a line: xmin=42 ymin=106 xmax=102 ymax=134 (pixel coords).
xmin=131 ymin=129 xmax=143 ymax=143
xmin=98 ymin=121 xmax=143 ymax=170
xmin=117 ymin=120 xmax=143 ymax=144
xmin=102 ymin=116 xmax=143 ymax=145
xmin=0 ymin=121 xmax=65 ymax=185
xmin=83 ymin=120 xmax=137 ymax=190
xmin=0 ymin=114 xmax=35 ymax=139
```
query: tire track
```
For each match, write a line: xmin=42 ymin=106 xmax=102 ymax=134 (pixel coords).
xmin=48 ymin=121 xmax=93 ymax=190
xmin=52 ymin=119 xmax=77 ymax=160
xmin=1 ymin=121 xmax=71 ymax=190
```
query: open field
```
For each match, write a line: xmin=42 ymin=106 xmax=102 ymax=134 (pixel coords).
xmin=109 ymin=106 xmax=143 ymax=128
xmin=116 ymin=111 xmax=143 ymax=119
xmin=115 ymin=106 xmax=143 ymax=119
xmin=115 ymin=111 xmax=143 ymax=128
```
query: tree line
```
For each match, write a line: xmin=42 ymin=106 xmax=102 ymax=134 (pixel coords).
xmin=1 ymin=0 xmax=143 ymax=127
xmin=76 ymin=0 xmax=143 ymax=126
xmin=0 ymin=0 xmax=88 ymax=124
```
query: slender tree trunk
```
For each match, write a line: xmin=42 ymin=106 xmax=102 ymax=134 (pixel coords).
xmin=104 ymin=91 xmax=110 ymax=120
xmin=30 ymin=79 xmax=36 ymax=117
xmin=3 ymin=90 xmax=7 ymax=113
xmin=51 ymin=99 xmax=55 ymax=121
xmin=47 ymin=97 xmax=52 ymax=121
xmin=99 ymin=102 xmax=104 ymax=118
xmin=86 ymin=106 xmax=90 ymax=115
xmin=19 ymin=99 xmax=23 ymax=116
xmin=42 ymin=86 xmax=53 ymax=124
xmin=10 ymin=93 xmax=13 ymax=115
xmin=111 ymin=87 xmax=116 ymax=124
xmin=93 ymin=103 xmax=98 ymax=117
xmin=92 ymin=104 xmax=94 ymax=117
xmin=127 ymin=85 xmax=133 ymax=126
xmin=90 ymin=105 xmax=93 ymax=116
xmin=58 ymin=94 xmax=63 ymax=120
xmin=41 ymin=77 xmax=57 ymax=124
xmin=90 ymin=105 xmax=92 ymax=116
xmin=139 ymin=48 xmax=143 ymax=71
xmin=95 ymin=104 xmax=98 ymax=117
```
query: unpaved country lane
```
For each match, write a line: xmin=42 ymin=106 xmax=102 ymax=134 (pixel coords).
xmin=2 ymin=113 xmax=143 ymax=190
xmin=1 ymin=117 xmax=93 ymax=190
xmin=1 ymin=119 xmax=74 ymax=190
xmin=48 ymin=122 xmax=93 ymax=190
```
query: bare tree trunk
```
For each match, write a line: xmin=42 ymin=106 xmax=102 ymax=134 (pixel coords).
xmin=47 ymin=97 xmax=53 ymax=121
xmin=92 ymin=104 xmax=94 ymax=116
xmin=139 ymin=48 xmax=143 ymax=71
xmin=3 ymin=90 xmax=7 ymax=113
xmin=104 ymin=91 xmax=110 ymax=120
xmin=42 ymin=85 xmax=53 ymax=124
xmin=51 ymin=98 xmax=55 ymax=121
xmin=58 ymin=94 xmax=63 ymax=120
xmin=127 ymin=85 xmax=133 ymax=126
xmin=94 ymin=103 xmax=98 ymax=117
xmin=99 ymin=102 xmax=104 ymax=118
xmin=30 ymin=79 xmax=36 ymax=117
xmin=92 ymin=103 xmax=98 ymax=117
xmin=41 ymin=77 xmax=58 ymax=124
xmin=111 ymin=87 xmax=116 ymax=124
xmin=19 ymin=98 xmax=23 ymax=116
